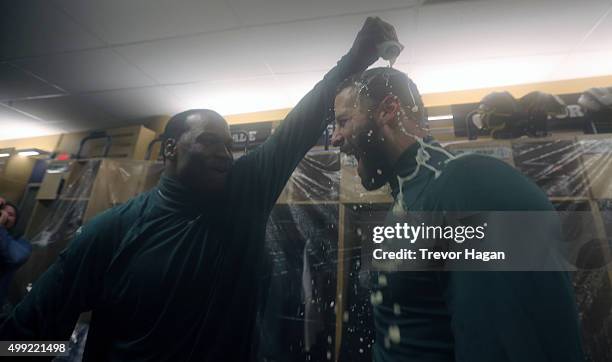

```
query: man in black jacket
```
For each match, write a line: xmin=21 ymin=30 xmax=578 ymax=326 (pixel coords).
xmin=0 ymin=17 xmax=398 ymax=361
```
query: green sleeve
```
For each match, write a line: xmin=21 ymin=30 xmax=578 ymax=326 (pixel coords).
xmin=235 ymin=54 xmax=366 ymax=209
xmin=0 ymin=209 xmax=117 ymax=341
xmin=434 ymin=155 xmax=585 ymax=362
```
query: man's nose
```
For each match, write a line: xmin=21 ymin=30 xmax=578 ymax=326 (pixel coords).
xmin=331 ymin=129 xmax=344 ymax=148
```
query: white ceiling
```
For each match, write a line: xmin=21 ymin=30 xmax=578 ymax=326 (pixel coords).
xmin=1 ymin=0 xmax=611 ymax=140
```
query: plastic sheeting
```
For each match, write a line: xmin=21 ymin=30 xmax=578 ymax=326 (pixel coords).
xmin=6 ymin=133 xmax=612 ymax=361
xmin=260 ymin=136 xmax=612 ymax=362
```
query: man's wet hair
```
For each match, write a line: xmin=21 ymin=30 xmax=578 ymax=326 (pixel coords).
xmin=336 ymin=67 xmax=427 ymax=126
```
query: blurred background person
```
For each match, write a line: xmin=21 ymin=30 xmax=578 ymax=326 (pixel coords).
xmin=0 ymin=197 xmax=31 ymax=312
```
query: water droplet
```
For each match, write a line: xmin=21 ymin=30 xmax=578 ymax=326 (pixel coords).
xmin=328 ymin=335 xmax=332 ymax=344
xmin=356 ymin=227 xmax=362 ymax=236
xmin=370 ymin=290 xmax=383 ymax=305
xmin=376 ymin=169 xmax=383 ymax=175
xmin=343 ymin=311 xmax=349 ymax=322
xmin=384 ymin=336 xmax=391 ymax=349
xmin=326 ymin=351 xmax=332 ymax=360
xmin=393 ymin=303 xmax=401 ymax=315
xmin=330 ymin=300 xmax=335 ymax=308
xmin=378 ymin=274 xmax=388 ymax=287
xmin=389 ymin=325 xmax=401 ymax=344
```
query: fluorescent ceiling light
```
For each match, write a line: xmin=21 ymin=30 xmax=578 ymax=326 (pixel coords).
xmin=18 ymin=150 xmax=40 ymax=157
xmin=428 ymin=115 xmax=454 ymax=121
xmin=0 ymin=153 xmax=10 ymax=158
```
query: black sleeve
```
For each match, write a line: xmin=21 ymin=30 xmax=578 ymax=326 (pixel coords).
xmin=0 ymin=210 xmax=116 ymax=341
xmin=235 ymin=54 xmax=367 ymax=210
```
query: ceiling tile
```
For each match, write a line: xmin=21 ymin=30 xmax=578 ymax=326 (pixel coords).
xmin=412 ymin=0 xmax=611 ymax=64
xmin=548 ymin=50 xmax=612 ymax=81
xmin=14 ymin=48 xmax=156 ymax=93
xmin=82 ymin=87 xmax=180 ymax=120
xmin=253 ymin=9 xmax=417 ymax=74
xmin=0 ymin=0 xmax=104 ymax=60
xmin=0 ymin=104 xmax=67 ymax=139
xmin=228 ymin=0 xmax=419 ymax=26
xmin=55 ymin=0 xmax=240 ymax=45
xmin=0 ymin=103 xmax=41 ymax=123
xmin=115 ymin=29 xmax=271 ymax=84
xmin=580 ymin=5 xmax=612 ymax=51
xmin=8 ymin=95 xmax=117 ymax=127
xmin=0 ymin=62 xmax=63 ymax=101
xmin=407 ymin=54 xmax=565 ymax=93
xmin=0 ymin=119 xmax=66 ymax=140
xmin=166 ymin=71 xmax=328 ymax=115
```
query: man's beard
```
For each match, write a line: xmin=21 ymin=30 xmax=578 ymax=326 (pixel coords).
xmin=352 ymin=119 xmax=394 ymax=191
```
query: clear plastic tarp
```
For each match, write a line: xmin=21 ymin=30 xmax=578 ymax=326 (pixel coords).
xmin=5 ymin=134 xmax=612 ymax=361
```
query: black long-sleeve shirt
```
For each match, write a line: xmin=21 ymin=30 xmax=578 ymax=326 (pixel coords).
xmin=371 ymin=140 xmax=584 ymax=361
xmin=0 ymin=54 xmax=363 ymax=361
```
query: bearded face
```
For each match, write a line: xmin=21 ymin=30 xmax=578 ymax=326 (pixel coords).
xmin=332 ymin=88 xmax=394 ymax=190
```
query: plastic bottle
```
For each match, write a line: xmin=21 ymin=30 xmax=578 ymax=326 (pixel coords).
xmin=377 ymin=40 xmax=404 ymax=66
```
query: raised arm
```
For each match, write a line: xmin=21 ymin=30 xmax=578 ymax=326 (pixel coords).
xmin=238 ymin=17 xmax=399 ymax=208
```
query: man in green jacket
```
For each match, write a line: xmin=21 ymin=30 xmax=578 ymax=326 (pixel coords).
xmin=0 ymin=18 xmax=397 ymax=361
xmin=331 ymin=67 xmax=585 ymax=361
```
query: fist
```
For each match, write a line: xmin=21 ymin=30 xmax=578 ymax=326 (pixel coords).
xmin=0 ymin=210 xmax=7 ymax=228
xmin=350 ymin=17 xmax=400 ymax=64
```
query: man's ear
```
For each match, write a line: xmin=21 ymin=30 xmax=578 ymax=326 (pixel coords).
xmin=163 ymin=138 xmax=177 ymax=161
xmin=377 ymin=94 xmax=401 ymax=127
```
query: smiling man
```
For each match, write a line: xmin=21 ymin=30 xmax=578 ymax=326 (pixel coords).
xmin=0 ymin=17 xmax=398 ymax=361
xmin=331 ymin=68 xmax=584 ymax=362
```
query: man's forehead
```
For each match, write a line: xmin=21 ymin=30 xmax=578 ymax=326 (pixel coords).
xmin=335 ymin=87 xmax=360 ymax=117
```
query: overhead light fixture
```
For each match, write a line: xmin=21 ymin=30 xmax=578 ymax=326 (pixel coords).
xmin=16 ymin=148 xmax=49 ymax=157
xmin=18 ymin=150 xmax=40 ymax=157
xmin=428 ymin=114 xmax=454 ymax=121
xmin=0 ymin=148 xmax=14 ymax=158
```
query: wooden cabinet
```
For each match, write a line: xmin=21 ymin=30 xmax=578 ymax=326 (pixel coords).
xmin=0 ymin=153 xmax=37 ymax=203
xmin=54 ymin=125 xmax=156 ymax=160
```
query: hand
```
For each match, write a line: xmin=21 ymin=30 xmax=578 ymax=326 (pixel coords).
xmin=0 ymin=210 xmax=7 ymax=228
xmin=349 ymin=17 xmax=400 ymax=67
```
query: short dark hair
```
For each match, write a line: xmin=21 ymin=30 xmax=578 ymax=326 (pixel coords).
xmin=161 ymin=109 xmax=224 ymax=142
xmin=336 ymin=67 xmax=427 ymax=126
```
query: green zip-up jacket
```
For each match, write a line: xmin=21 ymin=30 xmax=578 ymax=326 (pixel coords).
xmin=0 ymin=54 xmax=364 ymax=361
xmin=372 ymin=138 xmax=584 ymax=362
